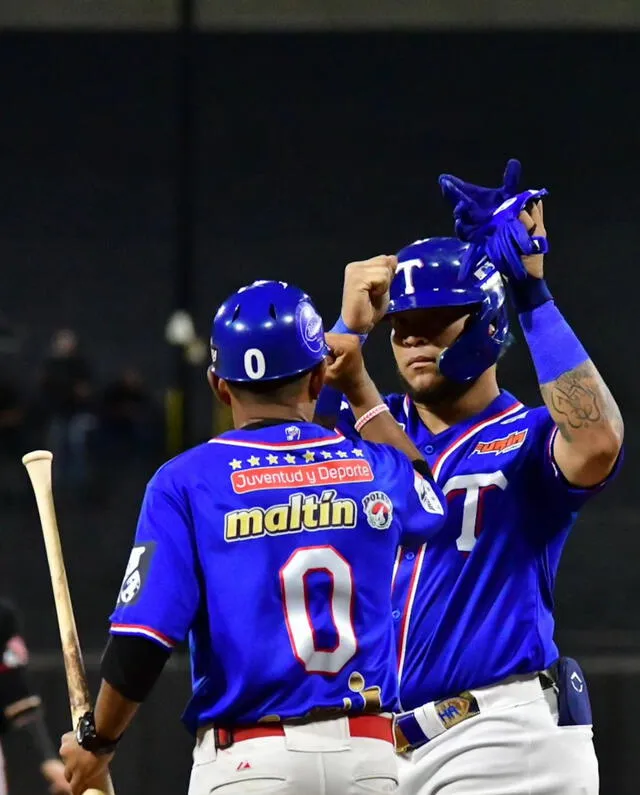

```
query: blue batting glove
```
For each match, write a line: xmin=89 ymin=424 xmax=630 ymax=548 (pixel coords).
xmin=439 ymin=158 xmax=522 ymax=242
xmin=460 ymin=189 xmax=549 ymax=281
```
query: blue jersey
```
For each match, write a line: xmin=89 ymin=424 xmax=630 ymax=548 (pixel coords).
xmin=109 ymin=421 xmax=447 ymax=733
xmin=335 ymin=390 xmax=620 ymax=710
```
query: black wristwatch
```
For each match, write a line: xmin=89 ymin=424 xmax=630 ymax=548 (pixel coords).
xmin=75 ymin=711 xmax=120 ymax=755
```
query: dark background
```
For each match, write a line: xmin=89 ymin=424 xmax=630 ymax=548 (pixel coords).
xmin=0 ymin=30 xmax=638 ymax=794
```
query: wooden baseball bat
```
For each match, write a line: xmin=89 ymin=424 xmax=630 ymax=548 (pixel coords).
xmin=22 ymin=450 xmax=115 ymax=795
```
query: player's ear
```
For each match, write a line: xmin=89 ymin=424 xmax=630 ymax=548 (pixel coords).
xmin=309 ymin=360 xmax=327 ymax=401
xmin=208 ymin=368 xmax=231 ymax=406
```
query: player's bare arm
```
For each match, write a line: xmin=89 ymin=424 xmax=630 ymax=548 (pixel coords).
xmin=324 ymin=331 xmax=427 ymax=466
xmin=519 ymin=202 xmax=624 ymax=487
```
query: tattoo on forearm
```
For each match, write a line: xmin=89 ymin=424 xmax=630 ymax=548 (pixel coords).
xmin=540 ymin=363 xmax=601 ymax=442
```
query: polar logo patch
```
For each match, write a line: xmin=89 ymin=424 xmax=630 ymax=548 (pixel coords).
xmin=414 ymin=473 xmax=445 ymax=515
xmin=362 ymin=491 xmax=393 ymax=530
xmin=118 ymin=544 xmax=155 ymax=606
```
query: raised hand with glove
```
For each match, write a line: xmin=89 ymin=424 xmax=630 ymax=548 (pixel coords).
xmin=439 ymin=158 xmax=548 ymax=282
xmin=439 ymin=157 xmax=522 ymax=243
xmin=439 ymin=159 xmax=623 ymax=488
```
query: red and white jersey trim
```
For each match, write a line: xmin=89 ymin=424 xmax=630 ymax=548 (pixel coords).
xmin=397 ymin=544 xmax=427 ymax=682
xmin=391 ymin=547 xmax=403 ymax=592
xmin=209 ymin=433 xmax=345 ymax=451
xmin=110 ymin=623 xmax=175 ymax=649
xmin=394 ymin=399 xmax=524 ymax=681
xmin=432 ymin=401 xmax=524 ymax=481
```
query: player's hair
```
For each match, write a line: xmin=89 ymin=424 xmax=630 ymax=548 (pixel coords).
xmin=225 ymin=365 xmax=317 ymax=404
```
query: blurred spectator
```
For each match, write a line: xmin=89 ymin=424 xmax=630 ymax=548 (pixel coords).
xmin=0 ymin=317 xmax=25 ymax=456
xmin=100 ymin=367 xmax=160 ymax=458
xmin=0 ymin=598 xmax=70 ymax=795
xmin=38 ymin=330 xmax=95 ymax=489
xmin=0 ymin=381 xmax=24 ymax=456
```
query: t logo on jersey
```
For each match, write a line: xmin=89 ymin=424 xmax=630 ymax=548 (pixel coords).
xmin=362 ymin=492 xmax=393 ymax=530
xmin=472 ymin=429 xmax=527 ymax=456
xmin=117 ymin=543 xmax=155 ymax=605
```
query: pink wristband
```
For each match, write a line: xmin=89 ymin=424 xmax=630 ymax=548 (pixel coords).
xmin=354 ymin=403 xmax=391 ymax=433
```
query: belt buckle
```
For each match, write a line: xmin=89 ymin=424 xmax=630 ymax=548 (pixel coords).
xmin=214 ymin=727 xmax=234 ymax=750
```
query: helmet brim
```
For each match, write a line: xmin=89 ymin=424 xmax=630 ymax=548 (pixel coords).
xmin=387 ymin=289 xmax=484 ymax=315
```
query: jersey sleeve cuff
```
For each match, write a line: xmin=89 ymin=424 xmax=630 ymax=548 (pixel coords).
xmin=546 ymin=425 xmax=624 ymax=493
xmin=110 ymin=623 xmax=177 ymax=650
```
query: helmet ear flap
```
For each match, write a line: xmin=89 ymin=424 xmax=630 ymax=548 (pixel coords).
xmin=438 ymin=304 xmax=509 ymax=383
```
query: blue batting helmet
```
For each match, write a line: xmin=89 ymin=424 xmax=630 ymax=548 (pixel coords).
xmin=387 ymin=237 xmax=510 ymax=383
xmin=211 ymin=280 xmax=328 ymax=382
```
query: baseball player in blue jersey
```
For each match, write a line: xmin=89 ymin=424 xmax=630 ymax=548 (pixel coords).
xmin=317 ymin=162 xmax=624 ymax=794
xmin=59 ymin=277 xmax=449 ymax=795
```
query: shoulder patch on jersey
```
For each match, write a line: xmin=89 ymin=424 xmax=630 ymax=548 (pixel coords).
xmin=362 ymin=491 xmax=393 ymax=530
xmin=118 ymin=543 xmax=156 ymax=606
xmin=413 ymin=473 xmax=445 ymax=515
xmin=472 ymin=429 xmax=528 ymax=456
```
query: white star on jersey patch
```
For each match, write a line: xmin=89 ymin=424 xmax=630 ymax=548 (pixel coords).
xmin=303 ymin=450 xmax=315 ymax=462
xmin=248 ymin=455 xmax=261 ymax=466
xmin=266 ymin=454 xmax=279 ymax=465
xmin=352 ymin=449 xmax=364 ymax=457
xmin=229 ymin=458 xmax=242 ymax=470
xmin=320 ymin=450 xmax=333 ymax=459
xmin=284 ymin=453 xmax=296 ymax=464
xmin=336 ymin=450 xmax=348 ymax=458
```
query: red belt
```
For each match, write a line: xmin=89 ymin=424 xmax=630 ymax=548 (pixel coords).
xmin=215 ymin=715 xmax=393 ymax=749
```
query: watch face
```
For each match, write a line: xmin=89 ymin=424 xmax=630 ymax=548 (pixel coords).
xmin=76 ymin=714 xmax=95 ymax=747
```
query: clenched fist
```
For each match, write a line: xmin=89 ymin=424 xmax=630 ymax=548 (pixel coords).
xmin=324 ymin=333 xmax=371 ymax=398
xmin=341 ymin=255 xmax=397 ymax=334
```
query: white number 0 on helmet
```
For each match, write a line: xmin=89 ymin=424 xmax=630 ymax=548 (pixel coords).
xmin=244 ymin=348 xmax=266 ymax=379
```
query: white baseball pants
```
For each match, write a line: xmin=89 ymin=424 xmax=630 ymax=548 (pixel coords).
xmin=188 ymin=716 xmax=398 ymax=795
xmin=397 ymin=674 xmax=598 ymax=795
